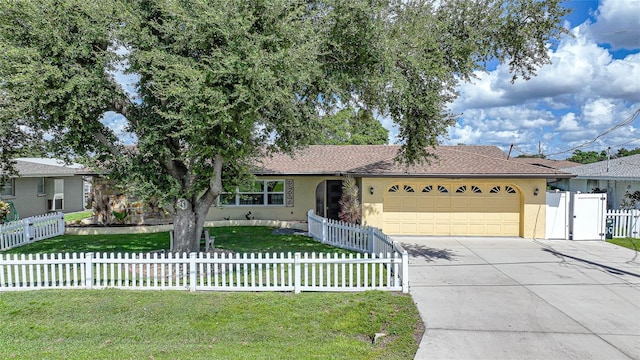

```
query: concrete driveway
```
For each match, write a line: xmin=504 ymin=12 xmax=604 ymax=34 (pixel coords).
xmin=395 ymin=236 xmax=640 ymax=360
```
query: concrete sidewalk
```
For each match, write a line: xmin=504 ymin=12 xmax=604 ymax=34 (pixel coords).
xmin=396 ymin=237 xmax=640 ymax=360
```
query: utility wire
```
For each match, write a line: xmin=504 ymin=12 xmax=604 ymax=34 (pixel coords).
xmin=546 ymin=108 xmax=640 ymax=157
xmin=511 ymin=108 xmax=640 ymax=158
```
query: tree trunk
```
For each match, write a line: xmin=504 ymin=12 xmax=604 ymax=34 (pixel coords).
xmin=169 ymin=155 xmax=223 ymax=253
xmin=171 ymin=200 xmax=209 ymax=253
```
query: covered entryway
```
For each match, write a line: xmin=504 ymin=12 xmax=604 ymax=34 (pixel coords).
xmin=315 ymin=180 xmax=343 ymax=220
xmin=382 ymin=182 xmax=521 ymax=236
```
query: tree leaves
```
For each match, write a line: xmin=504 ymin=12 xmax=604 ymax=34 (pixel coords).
xmin=0 ymin=0 xmax=570 ymax=250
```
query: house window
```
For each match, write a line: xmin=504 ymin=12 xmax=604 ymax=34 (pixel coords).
xmin=490 ymin=186 xmax=501 ymax=193
xmin=456 ymin=186 xmax=467 ymax=193
xmin=505 ymin=186 xmax=517 ymax=194
xmin=422 ymin=185 xmax=432 ymax=193
xmin=1 ymin=179 xmax=15 ymax=197
xmin=388 ymin=185 xmax=399 ymax=193
xmin=403 ymin=185 xmax=415 ymax=193
xmin=471 ymin=186 xmax=482 ymax=193
xmin=437 ymin=185 xmax=448 ymax=193
xmin=37 ymin=177 xmax=46 ymax=195
xmin=219 ymin=180 xmax=285 ymax=206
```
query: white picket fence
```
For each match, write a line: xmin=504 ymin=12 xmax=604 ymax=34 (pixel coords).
xmin=606 ymin=209 xmax=640 ymax=238
xmin=0 ymin=212 xmax=65 ymax=251
xmin=307 ymin=210 xmax=400 ymax=255
xmin=307 ymin=209 xmax=408 ymax=292
xmin=0 ymin=251 xmax=406 ymax=293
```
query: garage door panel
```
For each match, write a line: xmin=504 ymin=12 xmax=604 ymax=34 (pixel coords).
xmin=435 ymin=198 xmax=451 ymax=208
xmin=383 ymin=182 xmax=521 ymax=236
xmin=401 ymin=197 xmax=418 ymax=209
xmin=417 ymin=212 xmax=435 ymax=221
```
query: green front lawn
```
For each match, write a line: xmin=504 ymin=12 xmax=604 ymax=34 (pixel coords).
xmin=2 ymin=226 xmax=352 ymax=255
xmin=607 ymin=237 xmax=640 ymax=251
xmin=63 ymin=211 xmax=92 ymax=222
xmin=0 ymin=289 xmax=422 ymax=359
xmin=0 ymin=227 xmax=421 ymax=358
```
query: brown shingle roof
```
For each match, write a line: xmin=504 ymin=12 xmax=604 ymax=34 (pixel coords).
xmin=256 ymin=145 xmax=573 ymax=178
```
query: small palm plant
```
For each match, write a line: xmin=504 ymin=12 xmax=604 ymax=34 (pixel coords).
xmin=338 ymin=176 xmax=361 ymax=224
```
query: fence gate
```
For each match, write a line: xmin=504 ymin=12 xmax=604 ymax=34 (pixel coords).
xmin=571 ymin=193 xmax=607 ymax=240
xmin=546 ymin=191 xmax=570 ymax=239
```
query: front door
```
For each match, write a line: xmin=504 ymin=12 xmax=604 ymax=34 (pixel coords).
xmin=326 ymin=180 xmax=343 ymax=220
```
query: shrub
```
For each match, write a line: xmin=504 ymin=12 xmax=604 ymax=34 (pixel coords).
xmin=339 ymin=176 xmax=361 ymax=224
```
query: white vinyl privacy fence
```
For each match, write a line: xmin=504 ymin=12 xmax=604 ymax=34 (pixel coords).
xmin=0 ymin=212 xmax=65 ymax=251
xmin=546 ymin=191 xmax=639 ymax=239
xmin=0 ymin=251 xmax=406 ymax=293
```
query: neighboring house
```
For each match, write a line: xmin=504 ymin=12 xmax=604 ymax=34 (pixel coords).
xmin=207 ymin=145 xmax=573 ymax=238
xmin=553 ymin=154 xmax=640 ymax=209
xmin=0 ymin=158 xmax=90 ymax=218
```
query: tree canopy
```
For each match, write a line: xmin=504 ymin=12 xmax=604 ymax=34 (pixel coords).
xmin=565 ymin=147 xmax=640 ymax=164
xmin=0 ymin=0 xmax=569 ymax=251
xmin=314 ymin=108 xmax=389 ymax=145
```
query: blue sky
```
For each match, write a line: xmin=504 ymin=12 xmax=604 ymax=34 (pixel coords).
xmin=430 ymin=0 xmax=640 ymax=159
xmin=105 ymin=0 xmax=640 ymax=160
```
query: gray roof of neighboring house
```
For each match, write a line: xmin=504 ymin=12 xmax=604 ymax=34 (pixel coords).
xmin=1 ymin=158 xmax=86 ymax=178
xmin=512 ymin=157 xmax=581 ymax=169
xmin=559 ymin=154 xmax=640 ymax=180
xmin=256 ymin=145 xmax=574 ymax=178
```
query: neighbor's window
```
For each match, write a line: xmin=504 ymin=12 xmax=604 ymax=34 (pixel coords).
xmin=37 ymin=177 xmax=46 ymax=195
xmin=219 ymin=180 xmax=285 ymax=206
xmin=1 ymin=179 xmax=15 ymax=197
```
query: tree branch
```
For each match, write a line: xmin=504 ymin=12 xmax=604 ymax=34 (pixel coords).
xmin=93 ymin=131 xmax=122 ymax=157
xmin=196 ymin=154 xmax=224 ymax=215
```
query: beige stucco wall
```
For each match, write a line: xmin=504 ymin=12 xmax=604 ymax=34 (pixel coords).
xmin=360 ymin=177 xmax=548 ymax=239
xmin=205 ymin=175 xmax=548 ymax=238
xmin=205 ymin=176 xmax=342 ymax=222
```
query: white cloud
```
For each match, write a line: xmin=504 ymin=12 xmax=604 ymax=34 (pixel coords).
xmin=582 ymin=98 xmax=615 ymax=127
xmin=447 ymin=124 xmax=482 ymax=144
xmin=100 ymin=111 xmax=137 ymax=145
xmin=558 ymin=112 xmax=580 ymax=131
xmin=444 ymin=1 xmax=640 ymax=159
xmin=588 ymin=0 xmax=640 ymax=49
xmin=593 ymin=53 xmax=640 ymax=101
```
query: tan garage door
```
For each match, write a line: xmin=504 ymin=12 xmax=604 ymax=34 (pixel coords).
xmin=382 ymin=183 xmax=520 ymax=236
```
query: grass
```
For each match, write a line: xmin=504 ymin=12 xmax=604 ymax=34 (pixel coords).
xmin=63 ymin=211 xmax=92 ymax=222
xmin=607 ymin=237 xmax=640 ymax=251
xmin=0 ymin=290 xmax=422 ymax=359
xmin=0 ymin=227 xmax=421 ymax=358
xmin=2 ymin=226 xmax=353 ymax=255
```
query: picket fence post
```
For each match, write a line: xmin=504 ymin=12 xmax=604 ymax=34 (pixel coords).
xmin=294 ymin=252 xmax=301 ymax=294
xmin=321 ymin=218 xmax=327 ymax=243
xmin=189 ymin=252 xmax=197 ymax=292
xmin=57 ymin=212 xmax=65 ymax=236
xmin=84 ymin=253 xmax=94 ymax=289
xmin=367 ymin=227 xmax=375 ymax=254
xmin=401 ymin=250 xmax=409 ymax=293
xmin=22 ymin=219 xmax=31 ymax=244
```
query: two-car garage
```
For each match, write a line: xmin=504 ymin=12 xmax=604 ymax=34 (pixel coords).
xmin=382 ymin=182 xmax=521 ymax=236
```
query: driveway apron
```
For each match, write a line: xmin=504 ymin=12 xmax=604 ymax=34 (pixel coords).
xmin=396 ymin=237 xmax=640 ymax=360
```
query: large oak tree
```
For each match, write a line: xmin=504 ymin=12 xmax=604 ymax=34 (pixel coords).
xmin=0 ymin=0 xmax=568 ymax=252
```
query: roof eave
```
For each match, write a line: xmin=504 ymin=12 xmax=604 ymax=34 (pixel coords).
xmin=571 ymin=175 xmax=640 ymax=181
xmin=254 ymin=171 xmax=576 ymax=179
